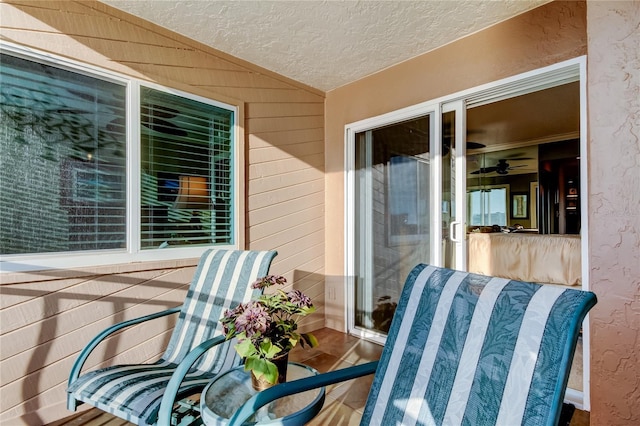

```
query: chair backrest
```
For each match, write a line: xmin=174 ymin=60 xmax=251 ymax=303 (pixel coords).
xmin=362 ymin=264 xmax=596 ymax=426
xmin=161 ymin=249 xmax=277 ymax=373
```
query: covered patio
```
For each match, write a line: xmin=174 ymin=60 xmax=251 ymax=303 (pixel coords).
xmin=1 ymin=1 xmax=638 ymax=425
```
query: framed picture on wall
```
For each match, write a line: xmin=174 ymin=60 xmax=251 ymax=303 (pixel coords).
xmin=512 ymin=193 xmax=529 ymax=219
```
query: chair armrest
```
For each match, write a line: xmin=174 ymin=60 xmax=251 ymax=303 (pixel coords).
xmin=228 ymin=360 xmax=379 ymax=426
xmin=68 ymin=306 xmax=182 ymax=387
xmin=156 ymin=335 xmax=227 ymax=426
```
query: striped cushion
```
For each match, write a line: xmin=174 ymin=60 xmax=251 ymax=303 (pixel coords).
xmin=361 ymin=264 xmax=596 ymax=426
xmin=68 ymin=249 xmax=276 ymax=425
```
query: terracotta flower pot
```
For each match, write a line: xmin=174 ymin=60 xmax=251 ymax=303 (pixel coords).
xmin=250 ymin=352 xmax=289 ymax=391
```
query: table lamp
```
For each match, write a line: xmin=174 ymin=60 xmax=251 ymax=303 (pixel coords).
xmin=173 ymin=175 xmax=209 ymax=209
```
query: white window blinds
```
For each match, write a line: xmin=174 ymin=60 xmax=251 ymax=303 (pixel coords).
xmin=139 ymin=86 xmax=234 ymax=249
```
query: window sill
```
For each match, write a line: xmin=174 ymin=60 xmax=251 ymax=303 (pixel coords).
xmin=0 ymin=245 xmax=234 ymax=280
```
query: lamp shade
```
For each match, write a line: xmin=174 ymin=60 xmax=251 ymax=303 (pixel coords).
xmin=173 ymin=175 xmax=209 ymax=209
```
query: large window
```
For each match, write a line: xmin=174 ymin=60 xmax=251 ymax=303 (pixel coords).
xmin=139 ymin=87 xmax=234 ymax=249
xmin=467 ymin=185 xmax=509 ymax=226
xmin=0 ymin=49 xmax=236 ymax=263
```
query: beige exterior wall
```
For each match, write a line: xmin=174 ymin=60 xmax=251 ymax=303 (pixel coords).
xmin=324 ymin=0 xmax=587 ymax=330
xmin=0 ymin=1 xmax=324 ymax=424
xmin=1 ymin=261 xmax=193 ymax=425
xmin=2 ymin=0 xmax=638 ymax=424
xmin=586 ymin=1 xmax=640 ymax=424
xmin=325 ymin=0 xmax=640 ymax=424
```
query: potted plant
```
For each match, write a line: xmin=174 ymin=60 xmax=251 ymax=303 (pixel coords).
xmin=221 ymin=275 xmax=318 ymax=389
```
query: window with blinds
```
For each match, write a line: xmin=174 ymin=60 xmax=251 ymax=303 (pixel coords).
xmin=0 ymin=51 xmax=235 ymax=257
xmin=0 ymin=53 xmax=127 ymax=255
xmin=140 ymin=87 xmax=234 ymax=248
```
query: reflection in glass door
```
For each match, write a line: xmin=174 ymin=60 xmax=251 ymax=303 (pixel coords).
xmin=352 ymin=116 xmax=431 ymax=336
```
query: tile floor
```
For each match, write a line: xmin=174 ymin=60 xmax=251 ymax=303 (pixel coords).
xmin=54 ymin=327 xmax=589 ymax=426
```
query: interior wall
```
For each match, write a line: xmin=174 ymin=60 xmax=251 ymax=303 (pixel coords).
xmin=586 ymin=1 xmax=640 ymax=424
xmin=0 ymin=1 xmax=325 ymax=424
xmin=324 ymin=0 xmax=587 ymax=330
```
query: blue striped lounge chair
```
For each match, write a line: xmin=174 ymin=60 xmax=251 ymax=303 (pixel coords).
xmin=67 ymin=249 xmax=277 ymax=425
xmin=228 ymin=264 xmax=597 ymax=426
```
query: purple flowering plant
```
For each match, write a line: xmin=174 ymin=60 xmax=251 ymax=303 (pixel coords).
xmin=221 ymin=275 xmax=318 ymax=384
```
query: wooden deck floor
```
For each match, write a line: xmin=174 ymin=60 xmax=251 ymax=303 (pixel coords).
xmin=53 ymin=328 xmax=590 ymax=426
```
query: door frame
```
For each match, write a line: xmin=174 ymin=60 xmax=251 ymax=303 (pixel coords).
xmin=344 ymin=55 xmax=589 ymax=408
xmin=345 ymin=103 xmax=439 ymax=344
xmin=441 ymin=100 xmax=468 ymax=270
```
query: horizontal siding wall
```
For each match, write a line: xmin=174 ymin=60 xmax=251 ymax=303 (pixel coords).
xmin=0 ymin=263 xmax=192 ymax=425
xmin=0 ymin=1 xmax=326 ymax=424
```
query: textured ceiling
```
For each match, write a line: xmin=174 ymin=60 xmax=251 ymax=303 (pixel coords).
xmin=100 ymin=0 xmax=550 ymax=92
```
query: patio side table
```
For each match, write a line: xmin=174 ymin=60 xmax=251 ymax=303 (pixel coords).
xmin=200 ymin=362 xmax=325 ymax=425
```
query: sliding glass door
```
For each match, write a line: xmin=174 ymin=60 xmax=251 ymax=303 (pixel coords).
xmin=351 ymin=115 xmax=432 ymax=336
xmin=346 ymin=58 xmax=588 ymax=409
xmin=347 ymin=104 xmax=467 ymax=340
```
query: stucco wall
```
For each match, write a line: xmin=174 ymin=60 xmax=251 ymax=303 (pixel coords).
xmin=0 ymin=1 xmax=325 ymax=424
xmin=586 ymin=1 xmax=640 ymax=424
xmin=324 ymin=0 xmax=587 ymax=330
xmin=324 ymin=0 xmax=640 ymax=423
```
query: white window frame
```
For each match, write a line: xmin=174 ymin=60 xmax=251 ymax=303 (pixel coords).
xmin=0 ymin=42 xmax=242 ymax=273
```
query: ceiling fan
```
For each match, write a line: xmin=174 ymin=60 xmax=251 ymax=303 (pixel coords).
xmin=442 ymin=137 xmax=485 ymax=156
xmin=470 ymin=158 xmax=529 ymax=175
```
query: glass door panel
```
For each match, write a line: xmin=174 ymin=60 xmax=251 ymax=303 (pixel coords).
xmin=442 ymin=102 xmax=467 ymax=270
xmin=442 ymin=110 xmax=456 ymax=269
xmin=353 ymin=116 xmax=431 ymax=335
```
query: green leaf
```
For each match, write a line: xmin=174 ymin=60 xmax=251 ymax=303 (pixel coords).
xmin=244 ymin=357 xmax=279 ymax=384
xmin=243 ymin=356 xmax=262 ymax=373
xmin=287 ymin=334 xmax=300 ymax=349
xmin=262 ymin=359 xmax=279 ymax=384
xmin=301 ymin=333 xmax=319 ymax=348
xmin=234 ymin=339 xmax=257 ymax=358
xmin=302 ymin=306 xmax=316 ymax=315
xmin=260 ymin=340 xmax=282 ymax=359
